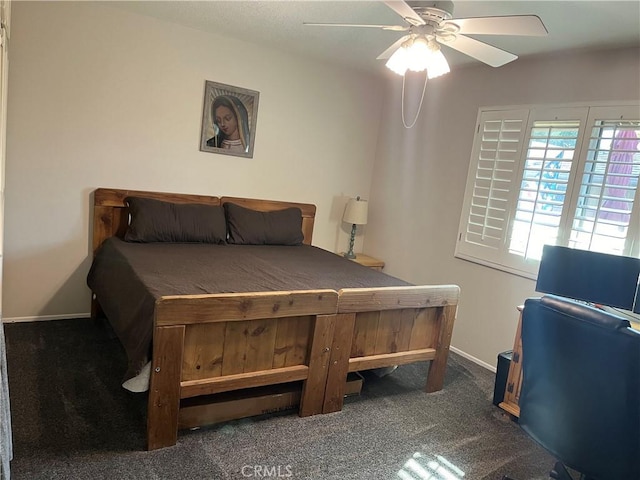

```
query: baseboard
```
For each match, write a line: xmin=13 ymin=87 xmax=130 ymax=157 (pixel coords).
xmin=450 ymin=346 xmax=496 ymax=373
xmin=2 ymin=313 xmax=92 ymax=323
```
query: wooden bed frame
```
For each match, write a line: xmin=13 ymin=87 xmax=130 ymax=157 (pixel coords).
xmin=91 ymin=188 xmax=460 ymax=450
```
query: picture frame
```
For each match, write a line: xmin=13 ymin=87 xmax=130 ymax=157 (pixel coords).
xmin=199 ymin=80 xmax=260 ymax=158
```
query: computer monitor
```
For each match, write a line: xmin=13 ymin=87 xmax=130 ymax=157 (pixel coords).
xmin=536 ymin=245 xmax=640 ymax=311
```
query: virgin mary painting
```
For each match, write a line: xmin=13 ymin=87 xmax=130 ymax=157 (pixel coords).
xmin=206 ymin=95 xmax=251 ymax=153
xmin=200 ymin=81 xmax=259 ymax=158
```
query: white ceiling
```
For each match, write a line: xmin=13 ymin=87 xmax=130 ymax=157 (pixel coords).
xmin=108 ymin=1 xmax=640 ymax=74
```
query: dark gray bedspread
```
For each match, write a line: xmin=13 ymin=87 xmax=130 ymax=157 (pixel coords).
xmin=87 ymin=237 xmax=411 ymax=380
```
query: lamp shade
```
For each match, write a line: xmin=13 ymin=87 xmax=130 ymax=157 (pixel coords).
xmin=343 ymin=197 xmax=368 ymax=225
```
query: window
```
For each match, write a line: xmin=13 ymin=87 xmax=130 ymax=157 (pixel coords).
xmin=456 ymin=103 xmax=640 ymax=279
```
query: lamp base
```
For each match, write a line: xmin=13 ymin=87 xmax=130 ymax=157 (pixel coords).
xmin=344 ymin=224 xmax=357 ymax=260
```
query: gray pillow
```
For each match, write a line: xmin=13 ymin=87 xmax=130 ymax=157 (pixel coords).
xmin=124 ymin=196 xmax=227 ymax=244
xmin=224 ymin=202 xmax=304 ymax=245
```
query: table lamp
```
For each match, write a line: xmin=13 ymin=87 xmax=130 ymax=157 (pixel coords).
xmin=342 ymin=196 xmax=368 ymax=259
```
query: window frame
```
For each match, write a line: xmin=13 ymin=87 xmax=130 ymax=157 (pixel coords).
xmin=456 ymin=102 xmax=640 ymax=280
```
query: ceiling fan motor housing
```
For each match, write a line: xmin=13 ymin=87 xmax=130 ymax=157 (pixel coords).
xmin=408 ymin=1 xmax=454 ymax=24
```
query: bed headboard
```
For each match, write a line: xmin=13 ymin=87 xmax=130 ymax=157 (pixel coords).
xmin=92 ymin=188 xmax=316 ymax=253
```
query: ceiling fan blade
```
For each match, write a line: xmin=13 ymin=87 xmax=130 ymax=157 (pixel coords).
xmin=303 ymin=22 xmax=408 ymax=32
xmin=383 ymin=1 xmax=425 ymax=26
xmin=445 ymin=15 xmax=548 ymax=36
xmin=443 ymin=34 xmax=517 ymax=67
xmin=376 ymin=35 xmax=410 ymax=60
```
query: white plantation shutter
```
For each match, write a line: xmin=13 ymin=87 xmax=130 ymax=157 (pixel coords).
xmin=506 ymin=107 xmax=589 ymax=263
xmin=457 ymin=103 xmax=639 ymax=279
xmin=456 ymin=109 xmax=529 ymax=268
xmin=567 ymin=106 xmax=640 ymax=256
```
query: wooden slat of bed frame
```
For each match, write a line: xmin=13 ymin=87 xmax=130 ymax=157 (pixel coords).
xmin=373 ymin=310 xmax=404 ymax=355
xmin=409 ymin=308 xmax=439 ymax=351
xmin=182 ymin=323 xmax=226 ymax=381
xmin=217 ymin=318 xmax=279 ymax=376
xmin=337 ymin=285 xmax=460 ymax=312
xmin=155 ymin=290 xmax=338 ymax=326
xmin=180 ymin=365 xmax=310 ymax=398
xmin=245 ymin=318 xmax=279 ymax=373
xmin=221 ymin=321 xmax=251 ymax=376
xmin=348 ymin=348 xmax=437 ymax=371
xmin=396 ymin=308 xmax=419 ymax=351
xmin=350 ymin=311 xmax=379 ymax=357
xmin=273 ymin=315 xmax=312 ymax=368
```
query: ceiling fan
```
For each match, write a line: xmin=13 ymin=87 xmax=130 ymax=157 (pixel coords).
xmin=304 ymin=1 xmax=548 ymax=76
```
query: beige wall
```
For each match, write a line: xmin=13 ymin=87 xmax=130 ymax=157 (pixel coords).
xmin=6 ymin=1 xmax=640 ymax=370
xmin=3 ymin=2 xmax=384 ymax=319
xmin=367 ymin=46 xmax=640 ymax=368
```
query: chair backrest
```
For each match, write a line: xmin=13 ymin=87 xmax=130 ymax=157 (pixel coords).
xmin=519 ymin=295 xmax=640 ymax=480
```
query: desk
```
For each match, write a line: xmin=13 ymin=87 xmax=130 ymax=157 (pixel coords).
xmin=498 ymin=305 xmax=523 ymax=418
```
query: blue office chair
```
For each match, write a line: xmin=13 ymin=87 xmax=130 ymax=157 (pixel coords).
xmin=513 ymin=295 xmax=640 ymax=480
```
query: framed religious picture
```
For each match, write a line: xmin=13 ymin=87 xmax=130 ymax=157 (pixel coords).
xmin=199 ymin=80 xmax=260 ymax=158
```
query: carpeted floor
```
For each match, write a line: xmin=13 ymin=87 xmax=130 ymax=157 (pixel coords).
xmin=4 ymin=318 xmax=555 ymax=480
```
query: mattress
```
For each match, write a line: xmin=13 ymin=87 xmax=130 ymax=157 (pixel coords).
xmin=87 ymin=237 xmax=411 ymax=381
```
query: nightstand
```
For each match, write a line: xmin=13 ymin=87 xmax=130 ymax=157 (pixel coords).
xmin=345 ymin=253 xmax=385 ymax=271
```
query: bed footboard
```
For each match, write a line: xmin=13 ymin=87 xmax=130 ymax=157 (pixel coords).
xmin=147 ymin=285 xmax=460 ymax=449
xmin=146 ymin=289 xmax=338 ymax=450
xmin=322 ymin=285 xmax=460 ymax=414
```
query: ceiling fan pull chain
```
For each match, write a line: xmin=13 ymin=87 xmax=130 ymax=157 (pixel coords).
xmin=401 ymin=72 xmax=428 ymax=129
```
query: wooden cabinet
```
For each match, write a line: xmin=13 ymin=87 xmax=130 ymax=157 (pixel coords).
xmin=499 ymin=305 xmax=524 ymax=418
xmin=347 ymin=253 xmax=384 ymax=271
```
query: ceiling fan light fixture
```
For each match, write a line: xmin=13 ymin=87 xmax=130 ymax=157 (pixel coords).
xmin=385 ymin=36 xmax=450 ymax=79
xmin=385 ymin=43 xmax=410 ymax=75
xmin=406 ymin=37 xmax=431 ymax=73
xmin=426 ymin=48 xmax=450 ymax=79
